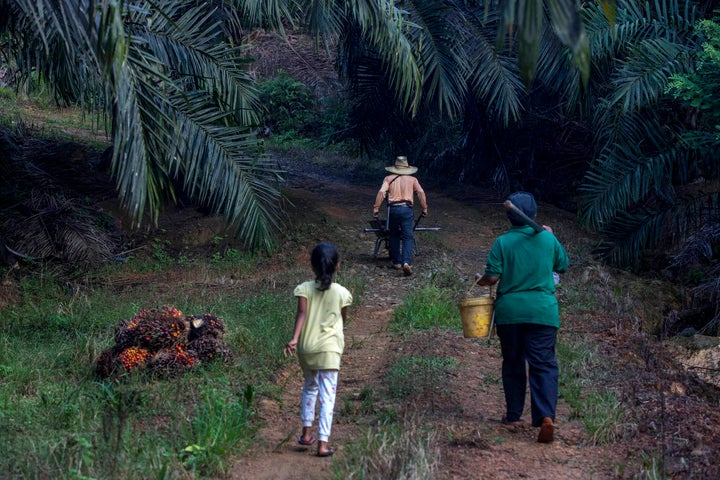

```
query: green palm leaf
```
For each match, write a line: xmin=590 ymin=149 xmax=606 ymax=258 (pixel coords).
xmin=592 ymin=206 xmax=671 ymax=266
xmin=609 ymin=38 xmax=691 ymax=112
xmin=579 ymin=141 xmax=687 ymax=229
xmin=406 ymin=0 xmax=469 ymax=117
xmin=465 ymin=6 xmax=524 ymax=125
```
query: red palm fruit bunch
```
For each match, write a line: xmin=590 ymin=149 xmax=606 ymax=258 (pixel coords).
xmin=146 ymin=344 xmax=198 ymax=375
xmin=186 ymin=313 xmax=233 ymax=363
xmin=95 ymin=306 xmax=230 ymax=378
xmin=188 ymin=336 xmax=233 ymax=363
xmin=118 ymin=346 xmax=151 ymax=371
xmin=131 ymin=305 xmax=188 ymax=350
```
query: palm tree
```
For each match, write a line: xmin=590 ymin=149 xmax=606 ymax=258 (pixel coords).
xmin=2 ymin=0 xmax=283 ymax=249
xmin=575 ymin=0 xmax=719 ymax=267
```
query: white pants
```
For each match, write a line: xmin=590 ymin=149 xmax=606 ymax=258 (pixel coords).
xmin=301 ymin=369 xmax=338 ymax=442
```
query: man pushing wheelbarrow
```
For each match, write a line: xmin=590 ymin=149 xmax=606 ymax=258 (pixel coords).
xmin=372 ymin=156 xmax=429 ymax=276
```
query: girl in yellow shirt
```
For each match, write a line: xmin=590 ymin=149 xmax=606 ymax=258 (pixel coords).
xmin=284 ymin=243 xmax=353 ymax=457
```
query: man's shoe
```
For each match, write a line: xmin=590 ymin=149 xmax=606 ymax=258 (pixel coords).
xmin=403 ymin=263 xmax=412 ymax=276
xmin=392 ymin=263 xmax=402 ymax=270
xmin=537 ymin=417 xmax=554 ymax=443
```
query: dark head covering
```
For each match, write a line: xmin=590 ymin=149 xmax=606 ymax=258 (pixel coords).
xmin=507 ymin=191 xmax=537 ymax=226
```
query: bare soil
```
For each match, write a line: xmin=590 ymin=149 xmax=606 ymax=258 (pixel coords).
xmin=223 ymin=157 xmax=720 ymax=480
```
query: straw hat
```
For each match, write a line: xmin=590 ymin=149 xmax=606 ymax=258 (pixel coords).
xmin=385 ymin=156 xmax=418 ymax=175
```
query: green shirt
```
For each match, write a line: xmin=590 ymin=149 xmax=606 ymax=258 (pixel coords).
xmin=484 ymin=225 xmax=569 ymax=328
xmin=294 ymin=281 xmax=353 ymax=370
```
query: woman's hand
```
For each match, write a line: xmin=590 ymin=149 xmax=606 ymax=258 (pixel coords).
xmin=283 ymin=339 xmax=298 ymax=357
xmin=475 ymin=273 xmax=499 ymax=286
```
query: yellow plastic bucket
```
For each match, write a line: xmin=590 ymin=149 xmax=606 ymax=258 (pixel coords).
xmin=458 ymin=296 xmax=494 ymax=338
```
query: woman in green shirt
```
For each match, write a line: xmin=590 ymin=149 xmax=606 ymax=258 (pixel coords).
xmin=475 ymin=192 xmax=569 ymax=443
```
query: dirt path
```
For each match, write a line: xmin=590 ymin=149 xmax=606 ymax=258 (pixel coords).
xmin=229 ymin=167 xmax=624 ymax=479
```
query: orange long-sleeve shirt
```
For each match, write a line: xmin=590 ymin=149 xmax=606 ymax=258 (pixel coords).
xmin=373 ymin=174 xmax=428 ymax=214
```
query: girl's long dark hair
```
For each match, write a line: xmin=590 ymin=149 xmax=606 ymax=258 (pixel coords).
xmin=311 ymin=242 xmax=339 ymax=291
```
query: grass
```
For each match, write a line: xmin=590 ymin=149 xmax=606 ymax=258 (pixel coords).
xmin=385 ymin=356 xmax=457 ymax=400
xmin=180 ymin=383 xmax=255 ymax=475
xmin=0 ymin=210 xmax=369 ymax=479
xmin=391 ymin=284 xmax=461 ymax=332
xmin=0 ymin=97 xmax=110 ymax=149
xmin=330 ymin=271 xmax=456 ymax=479
xmin=331 ymin=417 xmax=440 ymax=480
xmin=556 ymin=338 xmax=629 ymax=446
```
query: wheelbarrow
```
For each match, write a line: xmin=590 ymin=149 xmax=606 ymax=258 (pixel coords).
xmin=363 ymin=215 xmax=440 ymax=258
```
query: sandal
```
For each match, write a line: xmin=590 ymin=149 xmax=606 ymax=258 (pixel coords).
xmin=298 ymin=435 xmax=316 ymax=446
xmin=317 ymin=447 xmax=334 ymax=457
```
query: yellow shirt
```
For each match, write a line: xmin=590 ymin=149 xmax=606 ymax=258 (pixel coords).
xmin=373 ymin=174 xmax=428 ymax=213
xmin=294 ymin=281 xmax=353 ymax=370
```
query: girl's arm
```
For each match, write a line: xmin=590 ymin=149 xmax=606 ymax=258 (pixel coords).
xmin=284 ymin=296 xmax=307 ymax=356
xmin=341 ymin=306 xmax=348 ymax=322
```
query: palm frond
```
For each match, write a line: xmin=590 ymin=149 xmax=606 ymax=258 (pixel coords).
xmin=232 ymin=0 xmax=297 ymax=31
xmin=406 ymin=0 xmax=469 ymax=118
xmin=534 ymin=21 xmax=587 ymax=113
xmin=491 ymin=0 xmax=593 ymax=87
xmin=591 ymin=102 xmax=668 ymax=152
xmin=595 ymin=190 xmax=719 ymax=267
xmin=579 ymin=141 xmax=689 ymax=229
xmin=163 ymin=90 xmax=283 ymax=248
xmin=585 ymin=3 xmax=653 ymax=61
xmin=360 ymin=1 xmax=424 ymax=114
xmin=592 ymin=204 xmax=671 ymax=266
xmin=609 ymin=38 xmax=692 ymax=112
xmin=546 ymin=0 xmax=589 ymax=80
xmin=464 ymin=6 xmax=524 ymax=125
xmin=304 ymin=0 xmax=345 ymax=38
xmin=6 ymin=1 xmax=282 ymax=248
xmin=577 ymin=0 xmax=713 ymax=270
xmin=132 ymin=2 xmax=260 ymax=125
xmin=585 ymin=0 xmax=697 ymax=72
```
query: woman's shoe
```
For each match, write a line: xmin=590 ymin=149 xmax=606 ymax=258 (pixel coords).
xmin=537 ymin=417 xmax=554 ymax=443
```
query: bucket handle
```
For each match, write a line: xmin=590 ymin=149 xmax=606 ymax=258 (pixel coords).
xmin=465 ymin=281 xmax=496 ymax=298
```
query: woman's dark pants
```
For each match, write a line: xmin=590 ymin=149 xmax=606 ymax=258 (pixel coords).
xmin=496 ymin=323 xmax=559 ymax=426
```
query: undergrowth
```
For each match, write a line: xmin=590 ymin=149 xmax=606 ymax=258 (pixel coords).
xmin=385 ymin=356 xmax=457 ymax=399
xmin=556 ymin=339 xmax=627 ymax=445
